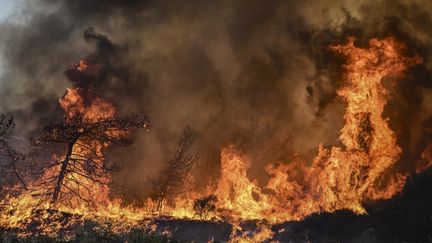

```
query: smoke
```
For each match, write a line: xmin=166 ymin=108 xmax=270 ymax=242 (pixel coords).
xmin=1 ymin=0 xmax=432 ymax=198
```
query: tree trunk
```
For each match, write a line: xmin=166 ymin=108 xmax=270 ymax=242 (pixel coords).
xmin=52 ymin=138 xmax=77 ymax=203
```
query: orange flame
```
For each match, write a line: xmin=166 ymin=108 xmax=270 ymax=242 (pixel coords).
xmin=59 ymin=87 xmax=116 ymax=123
xmin=206 ymin=37 xmax=423 ymax=223
xmin=1 ymin=38 xmax=431 ymax=242
xmin=215 ymin=146 xmax=270 ymax=221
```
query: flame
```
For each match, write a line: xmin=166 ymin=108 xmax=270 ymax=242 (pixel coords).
xmin=214 ymin=146 xmax=270 ymax=221
xmin=186 ymin=37 xmax=424 ymax=223
xmin=59 ymin=87 xmax=116 ymax=123
xmin=416 ymin=143 xmax=432 ymax=173
xmin=229 ymin=223 xmax=276 ymax=243
xmin=76 ymin=59 xmax=89 ymax=71
xmin=52 ymin=84 xmax=116 ymax=206
xmin=265 ymin=37 xmax=423 ymax=219
xmin=1 ymin=38 xmax=431 ymax=242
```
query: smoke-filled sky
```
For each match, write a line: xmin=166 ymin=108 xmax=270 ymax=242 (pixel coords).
xmin=0 ymin=0 xmax=21 ymax=20
xmin=1 ymin=0 xmax=432 ymax=196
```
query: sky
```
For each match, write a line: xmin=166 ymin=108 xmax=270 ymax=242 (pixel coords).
xmin=0 ymin=0 xmax=24 ymax=76
xmin=0 ymin=0 xmax=21 ymax=21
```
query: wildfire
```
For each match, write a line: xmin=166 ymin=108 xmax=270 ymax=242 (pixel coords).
xmin=192 ymin=37 xmax=424 ymax=224
xmin=1 ymin=37 xmax=431 ymax=242
xmin=59 ymin=87 xmax=116 ymax=123
xmin=215 ymin=146 xmax=270 ymax=221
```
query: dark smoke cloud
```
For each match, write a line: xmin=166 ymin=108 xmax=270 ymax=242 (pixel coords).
xmin=1 ymin=0 xmax=432 ymax=198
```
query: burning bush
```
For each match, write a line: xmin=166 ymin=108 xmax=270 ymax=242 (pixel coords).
xmin=193 ymin=194 xmax=218 ymax=220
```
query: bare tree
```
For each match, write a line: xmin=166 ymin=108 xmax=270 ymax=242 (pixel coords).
xmin=31 ymin=114 xmax=149 ymax=204
xmin=152 ymin=126 xmax=198 ymax=212
xmin=0 ymin=115 xmax=26 ymax=190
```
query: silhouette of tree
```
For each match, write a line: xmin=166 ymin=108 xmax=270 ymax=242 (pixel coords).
xmin=31 ymin=114 xmax=149 ymax=204
xmin=152 ymin=125 xmax=198 ymax=212
xmin=0 ymin=115 xmax=26 ymax=190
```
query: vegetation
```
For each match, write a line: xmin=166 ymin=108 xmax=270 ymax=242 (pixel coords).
xmin=0 ymin=228 xmax=176 ymax=243
xmin=0 ymin=115 xmax=26 ymax=190
xmin=30 ymin=115 xmax=149 ymax=204
xmin=193 ymin=194 xmax=218 ymax=220
xmin=152 ymin=126 xmax=198 ymax=213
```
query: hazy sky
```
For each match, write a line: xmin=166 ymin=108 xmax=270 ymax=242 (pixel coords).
xmin=0 ymin=0 xmax=21 ymax=20
xmin=0 ymin=0 xmax=23 ymax=76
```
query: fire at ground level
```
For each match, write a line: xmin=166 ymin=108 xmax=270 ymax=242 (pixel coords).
xmin=1 ymin=167 xmax=431 ymax=243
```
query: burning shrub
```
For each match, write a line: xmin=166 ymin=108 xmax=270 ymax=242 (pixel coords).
xmin=193 ymin=194 xmax=218 ymax=220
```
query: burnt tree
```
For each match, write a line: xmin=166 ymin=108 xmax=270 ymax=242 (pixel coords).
xmin=152 ymin=126 xmax=198 ymax=212
xmin=31 ymin=115 xmax=149 ymax=204
xmin=0 ymin=115 xmax=26 ymax=190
